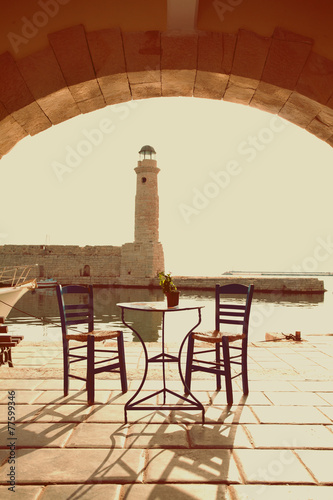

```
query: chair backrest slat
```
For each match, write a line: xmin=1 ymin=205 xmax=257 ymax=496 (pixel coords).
xmin=56 ymin=284 xmax=94 ymax=338
xmin=215 ymin=283 xmax=254 ymax=338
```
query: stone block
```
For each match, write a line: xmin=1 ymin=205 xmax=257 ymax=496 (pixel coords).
xmin=223 ymin=74 xmax=258 ymax=105
xmin=297 ymin=51 xmax=333 ymax=105
xmin=17 ymin=47 xmax=80 ymax=124
xmin=48 ymin=25 xmax=104 ymax=105
xmin=37 ymin=88 xmax=81 ymax=125
xmin=121 ymin=484 xmax=230 ymax=499
xmin=0 ymin=102 xmax=27 ymax=155
xmin=245 ymin=423 xmax=333 ymax=449
xmin=41 ymin=485 xmax=121 ymax=500
xmin=296 ymin=450 xmax=333 ymax=484
xmin=232 ymin=29 xmax=271 ymax=81
xmin=262 ymin=28 xmax=313 ymax=90
xmin=197 ymin=32 xmax=223 ymax=73
xmin=0 ymin=51 xmax=51 ymax=134
xmin=126 ymin=423 xmax=189 ymax=448
xmin=306 ymin=106 xmax=333 ymax=140
xmin=194 ymin=32 xmax=228 ymax=99
xmin=221 ymin=33 xmax=237 ymax=75
xmin=145 ymin=448 xmax=241 ymax=483
xmin=194 ymin=71 xmax=228 ymax=99
xmin=250 ymin=81 xmax=291 ymax=114
xmin=0 ymin=448 xmax=144 ymax=484
xmin=130 ymin=82 xmax=162 ymax=100
xmin=161 ymin=31 xmax=197 ymax=97
xmin=0 ymin=52 xmax=35 ymax=112
xmin=235 ymin=449 xmax=315 ymax=484
xmin=87 ymin=28 xmax=131 ymax=104
xmin=326 ymin=135 xmax=333 ymax=148
xmin=279 ymin=92 xmax=321 ymax=128
xmin=123 ymin=31 xmax=161 ymax=85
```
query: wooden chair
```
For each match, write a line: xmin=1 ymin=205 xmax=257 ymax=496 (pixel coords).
xmin=56 ymin=285 xmax=127 ymax=405
xmin=185 ymin=283 xmax=254 ymax=406
xmin=0 ymin=317 xmax=24 ymax=367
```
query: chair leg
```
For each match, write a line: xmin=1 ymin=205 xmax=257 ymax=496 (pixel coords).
xmin=241 ymin=342 xmax=249 ymax=395
xmin=222 ymin=338 xmax=233 ymax=406
xmin=215 ymin=343 xmax=222 ymax=391
xmin=63 ymin=342 xmax=69 ymax=397
xmin=117 ymin=333 xmax=128 ymax=393
xmin=185 ymin=335 xmax=195 ymax=394
xmin=6 ymin=348 xmax=13 ymax=368
xmin=87 ymin=335 xmax=95 ymax=405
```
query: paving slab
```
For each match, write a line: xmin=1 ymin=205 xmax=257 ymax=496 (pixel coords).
xmin=252 ymin=405 xmax=332 ymax=424
xmin=234 ymin=448 xmax=316 ymax=484
xmin=188 ymin=423 xmax=253 ymax=449
xmin=40 ymin=484 xmax=122 ymax=500
xmin=0 ymin=485 xmax=43 ymax=500
xmin=33 ymin=390 xmax=111 ymax=405
xmin=244 ymin=423 xmax=333 ymax=449
xmin=121 ymin=483 xmax=232 ymax=499
xmin=126 ymin=423 xmax=189 ymax=448
xmin=33 ymin=404 xmax=93 ymax=422
xmin=295 ymin=449 xmax=333 ymax=483
xmin=0 ymin=422 xmax=75 ymax=448
xmin=145 ymin=448 xmax=241 ymax=483
xmin=66 ymin=422 xmax=128 ymax=448
xmin=262 ymin=391 xmax=330 ymax=406
xmin=0 ymin=391 xmax=43 ymax=404
xmin=0 ymin=448 xmax=145 ymax=484
xmin=0 ymin=405 xmax=45 ymax=423
xmin=318 ymin=406 xmax=333 ymax=422
xmin=204 ymin=405 xmax=259 ymax=424
xmin=231 ymin=485 xmax=333 ymax=499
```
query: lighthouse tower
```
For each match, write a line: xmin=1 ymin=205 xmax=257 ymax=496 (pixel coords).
xmin=120 ymin=145 xmax=165 ymax=281
xmin=135 ymin=145 xmax=160 ymax=243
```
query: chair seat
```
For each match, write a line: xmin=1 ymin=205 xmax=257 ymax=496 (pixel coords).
xmin=66 ymin=329 xmax=121 ymax=342
xmin=192 ymin=329 xmax=245 ymax=343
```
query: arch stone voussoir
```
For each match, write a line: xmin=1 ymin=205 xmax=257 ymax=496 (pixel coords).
xmin=87 ymin=28 xmax=131 ymax=105
xmin=48 ymin=25 xmax=106 ymax=113
xmin=0 ymin=52 xmax=51 ymax=138
xmin=161 ymin=31 xmax=198 ymax=97
xmin=123 ymin=30 xmax=161 ymax=100
xmin=0 ymin=102 xmax=27 ymax=156
xmin=17 ymin=47 xmax=81 ymax=125
xmin=1 ymin=25 xmax=333 ymax=158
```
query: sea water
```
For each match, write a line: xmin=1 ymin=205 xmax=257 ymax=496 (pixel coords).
xmin=4 ymin=277 xmax=333 ymax=343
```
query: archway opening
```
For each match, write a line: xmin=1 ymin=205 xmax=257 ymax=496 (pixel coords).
xmin=1 ymin=96 xmax=333 ymax=277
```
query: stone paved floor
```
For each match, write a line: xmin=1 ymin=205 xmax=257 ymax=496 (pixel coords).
xmin=0 ymin=336 xmax=333 ymax=499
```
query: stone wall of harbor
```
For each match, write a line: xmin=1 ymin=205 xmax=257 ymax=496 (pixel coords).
xmin=0 ymin=245 xmax=325 ymax=293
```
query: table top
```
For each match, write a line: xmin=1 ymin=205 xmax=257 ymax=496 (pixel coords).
xmin=117 ymin=301 xmax=205 ymax=312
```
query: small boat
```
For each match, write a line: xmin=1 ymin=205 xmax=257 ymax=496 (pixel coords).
xmin=0 ymin=265 xmax=37 ymax=320
xmin=36 ymin=278 xmax=58 ymax=289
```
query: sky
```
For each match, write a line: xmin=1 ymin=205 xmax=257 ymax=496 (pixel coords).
xmin=1 ymin=96 xmax=333 ymax=277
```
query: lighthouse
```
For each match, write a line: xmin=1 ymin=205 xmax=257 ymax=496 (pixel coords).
xmin=134 ymin=145 xmax=160 ymax=243
xmin=120 ymin=145 xmax=165 ymax=281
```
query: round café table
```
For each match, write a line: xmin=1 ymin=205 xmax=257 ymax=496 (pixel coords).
xmin=117 ymin=301 xmax=205 ymax=424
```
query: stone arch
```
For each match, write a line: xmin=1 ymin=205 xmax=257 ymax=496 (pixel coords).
xmin=1 ymin=24 xmax=333 ymax=159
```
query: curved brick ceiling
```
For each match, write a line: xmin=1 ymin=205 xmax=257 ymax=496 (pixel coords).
xmin=1 ymin=0 xmax=333 ymax=159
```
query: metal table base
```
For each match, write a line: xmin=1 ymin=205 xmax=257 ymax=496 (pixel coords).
xmin=117 ymin=302 xmax=205 ymax=424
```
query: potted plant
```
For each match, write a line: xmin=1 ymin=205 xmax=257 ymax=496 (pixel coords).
xmin=158 ymin=271 xmax=180 ymax=307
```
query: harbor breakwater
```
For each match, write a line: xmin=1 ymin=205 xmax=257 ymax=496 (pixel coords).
xmin=0 ymin=245 xmax=325 ymax=293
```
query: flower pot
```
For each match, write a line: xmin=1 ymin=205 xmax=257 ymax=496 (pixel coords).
xmin=166 ymin=291 xmax=180 ymax=308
